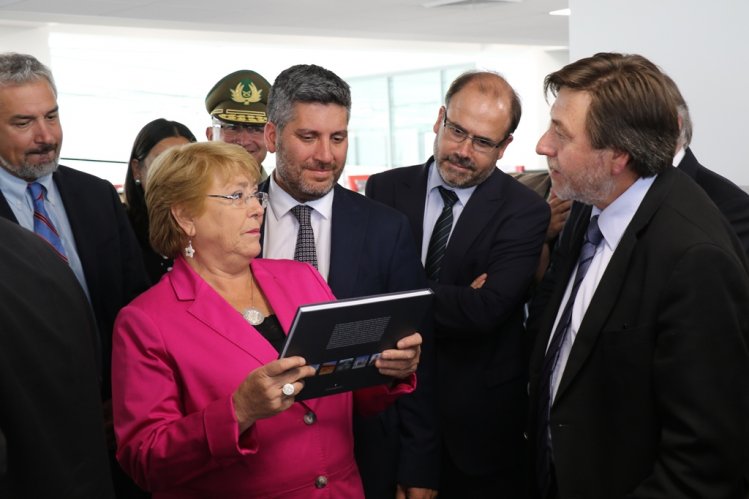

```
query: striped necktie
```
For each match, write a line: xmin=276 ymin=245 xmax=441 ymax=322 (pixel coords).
xmin=536 ymin=214 xmax=603 ymax=498
xmin=27 ymin=182 xmax=68 ymax=262
xmin=425 ymin=186 xmax=458 ymax=281
xmin=291 ymin=204 xmax=318 ymax=269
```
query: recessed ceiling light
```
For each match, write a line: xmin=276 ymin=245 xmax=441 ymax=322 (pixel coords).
xmin=549 ymin=8 xmax=571 ymax=16
xmin=423 ymin=0 xmax=522 ymax=8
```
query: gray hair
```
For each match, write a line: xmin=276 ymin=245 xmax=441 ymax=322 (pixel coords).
xmin=266 ymin=64 xmax=351 ymax=131
xmin=0 ymin=53 xmax=57 ymax=95
xmin=661 ymin=73 xmax=692 ymax=149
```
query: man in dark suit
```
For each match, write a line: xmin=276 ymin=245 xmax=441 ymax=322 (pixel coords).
xmin=0 ymin=217 xmax=116 ymax=498
xmin=528 ymin=52 xmax=749 ymax=499
xmin=663 ymin=73 xmax=749 ymax=256
xmin=528 ymin=71 xmax=749 ymax=340
xmin=367 ymin=71 xmax=549 ymax=498
xmin=260 ymin=64 xmax=439 ymax=498
xmin=0 ymin=52 xmax=149 ymax=497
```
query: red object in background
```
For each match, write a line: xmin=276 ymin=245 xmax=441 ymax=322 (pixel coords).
xmin=347 ymin=175 xmax=370 ymax=193
xmin=515 ymin=165 xmax=525 ymax=173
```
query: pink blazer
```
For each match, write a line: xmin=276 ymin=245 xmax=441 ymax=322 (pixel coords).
xmin=112 ymin=257 xmax=414 ymax=498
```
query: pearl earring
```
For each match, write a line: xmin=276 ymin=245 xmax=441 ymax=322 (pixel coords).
xmin=184 ymin=240 xmax=195 ymax=258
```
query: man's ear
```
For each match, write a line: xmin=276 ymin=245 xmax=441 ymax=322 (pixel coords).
xmin=609 ymin=149 xmax=631 ymax=176
xmin=264 ymin=122 xmax=278 ymax=153
xmin=495 ymin=134 xmax=514 ymax=160
xmin=206 ymin=126 xmax=214 ymax=141
xmin=171 ymin=204 xmax=196 ymax=237
xmin=433 ymin=106 xmax=446 ymax=134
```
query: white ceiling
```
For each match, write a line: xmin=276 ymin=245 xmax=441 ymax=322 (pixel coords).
xmin=0 ymin=0 xmax=569 ymax=46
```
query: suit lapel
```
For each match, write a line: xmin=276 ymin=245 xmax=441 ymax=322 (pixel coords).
xmin=52 ymin=167 xmax=94 ymax=282
xmin=394 ymin=163 xmax=430 ymax=254
xmin=328 ymin=185 xmax=368 ymax=298
xmin=439 ymin=169 xmax=504 ymax=283
xmin=554 ymin=170 xmax=675 ymax=402
xmin=171 ymin=258 xmax=277 ymax=365
xmin=530 ymin=203 xmax=592 ymax=372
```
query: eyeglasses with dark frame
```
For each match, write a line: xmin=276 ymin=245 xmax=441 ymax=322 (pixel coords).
xmin=441 ymin=110 xmax=510 ymax=154
xmin=206 ymin=191 xmax=268 ymax=208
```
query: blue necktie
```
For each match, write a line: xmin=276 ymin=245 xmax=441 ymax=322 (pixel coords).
xmin=291 ymin=204 xmax=317 ymax=269
xmin=536 ymin=215 xmax=603 ymax=497
xmin=27 ymin=182 xmax=68 ymax=262
xmin=425 ymin=186 xmax=458 ymax=281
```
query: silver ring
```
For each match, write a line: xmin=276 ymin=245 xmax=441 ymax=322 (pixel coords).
xmin=282 ymin=383 xmax=295 ymax=396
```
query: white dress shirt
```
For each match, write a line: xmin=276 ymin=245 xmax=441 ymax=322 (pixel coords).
xmin=548 ymin=175 xmax=656 ymax=402
xmin=262 ymin=174 xmax=334 ymax=280
xmin=420 ymin=159 xmax=477 ymax=265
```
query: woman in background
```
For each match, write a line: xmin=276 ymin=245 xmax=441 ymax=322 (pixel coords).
xmin=124 ymin=118 xmax=196 ymax=283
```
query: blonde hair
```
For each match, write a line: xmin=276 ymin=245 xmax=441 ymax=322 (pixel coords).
xmin=146 ymin=141 xmax=261 ymax=257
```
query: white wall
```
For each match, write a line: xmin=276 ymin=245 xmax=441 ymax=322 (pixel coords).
xmin=1 ymin=23 xmax=565 ymax=186
xmin=570 ymin=0 xmax=749 ymax=186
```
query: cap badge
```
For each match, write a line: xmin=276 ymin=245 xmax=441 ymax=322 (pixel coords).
xmin=231 ymin=80 xmax=263 ymax=105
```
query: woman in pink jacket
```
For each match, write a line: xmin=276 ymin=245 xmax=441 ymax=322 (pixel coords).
xmin=112 ymin=141 xmax=421 ymax=498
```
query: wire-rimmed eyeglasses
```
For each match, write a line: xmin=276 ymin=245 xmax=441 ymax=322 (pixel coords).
xmin=442 ymin=111 xmax=510 ymax=154
xmin=206 ymin=191 xmax=268 ymax=208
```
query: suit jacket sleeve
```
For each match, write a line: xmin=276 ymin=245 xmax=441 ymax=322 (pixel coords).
xmin=113 ymin=304 xmax=250 ymax=491
xmin=632 ymin=243 xmax=749 ymax=498
xmin=432 ymin=191 xmax=550 ymax=336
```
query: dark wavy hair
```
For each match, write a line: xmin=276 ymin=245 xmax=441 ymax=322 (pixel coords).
xmin=124 ymin=119 xmax=197 ymax=249
xmin=543 ymin=52 xmax=679 ymax=177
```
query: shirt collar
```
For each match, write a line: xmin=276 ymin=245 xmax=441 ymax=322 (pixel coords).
xmin=673 ymin=147 xmax=686 ymax=167
xmin=426 ymin=157 xmax=477 ymax=206
xmin=267 ymin=173 xmax=334 ymax=221
xmin=593 ymin=175 xmax=656 ymax=250
xmin=0 ymin=166 xmax=55 ymax=202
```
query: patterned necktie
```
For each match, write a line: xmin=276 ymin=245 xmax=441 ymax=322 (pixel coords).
xmin=291 ymin=204 xmax=318 ymax=269
xmin=27 ymin=182 xmax=68 ymax=262
xmin=425 ymin=186 xmax=458 ymax=281
xmin=536 ymin=215 xmax=603 ymax=498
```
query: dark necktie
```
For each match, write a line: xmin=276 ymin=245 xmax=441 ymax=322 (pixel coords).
xmin=425 ymin=186 xmax=458 ymax=281
xmin=536 ymin=215 xmax=603 ymax=498
xmin=27 ymin=182 xmax=68 ymax=262
xmin=291 ymin=204 xmax=318 ymax=269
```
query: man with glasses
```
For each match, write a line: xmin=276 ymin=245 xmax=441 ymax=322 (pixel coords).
xmin=366 ymin=70 xmax=550 ymax=498
xmin=205 ymin=69 xmax=272 ymax=181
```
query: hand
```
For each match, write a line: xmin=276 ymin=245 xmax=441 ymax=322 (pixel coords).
xmin=376 ymin=332 xmax=422 ymax=379
xmin=546 ymin=191 xmax=572 ymax=242
xmin=232 ymin=356 xmax=316 ymax=432
xmin=470 ymin=272 xmax=487 ymax=289
xmin=396 ymin=484 xmax=438 ymax=499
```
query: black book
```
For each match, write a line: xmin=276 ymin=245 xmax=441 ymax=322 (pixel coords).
xmin=279 ymin=288 xmax=433 ymax=401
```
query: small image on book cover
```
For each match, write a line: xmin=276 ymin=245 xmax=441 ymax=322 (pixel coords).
xmin=318 ymin=361 xmax=337 ymax=375
xmin=336 ymin=357 xmax=354 ymax=372
xmin=353 ymin=355 xmax=370 ymax=369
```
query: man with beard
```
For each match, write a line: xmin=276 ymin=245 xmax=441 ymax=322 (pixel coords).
xmin=366 ymin=70 xmax=550 ymax=498
xmin=527 ymin=53 xmax=749 ymax=499
xmin=260 ymin=64 xmax=440 ymax=499
xmin=0 ymin=52 xmax=149 ymax=498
